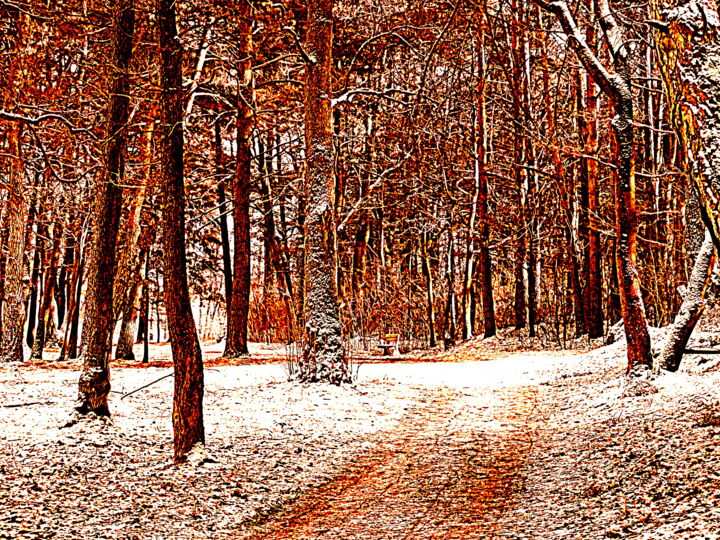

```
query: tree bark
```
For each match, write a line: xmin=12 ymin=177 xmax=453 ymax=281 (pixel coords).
xmin=157 ymin=0 xmax=205 ymax=460
xmin=0 ymin=122 xmax=28 ymax=363
xmin=577 ymin=0 xmax=604 ymax=338
xmin=656 ymin=230 xmax=716 ymax=372
xmin=224 ymin=4 xmax=252 ymax=358
xmin=298 ymin=0 xmax=351 ymax=384
xmin=31 ymin=218 xmax=63 ymax=360
xmin=25 ymin=235 xmax=42 ymax=347
xmin=76 ymin=0 xmax=135 ymax=416
xmin=59 ymin=236 xmax=82 ymax=362
xmin=142 ymin=250 xmax=150 ymax=364
xmin=0 ymin=203 xmax=11 ymax=341
xmin=115 ymin=261 xmax=143 ymax=361
xmin=534 ymin=0 xmax=653 ymax=372
xmin=650 ymin=0 xmax=720 ymax=253
xmin=421 ymin=231 xmax=438 ymax=348
xmin=471 ymin=13 xmax=496 ymax=339
xmin=214 ymin=122 xmax=233 ymax=324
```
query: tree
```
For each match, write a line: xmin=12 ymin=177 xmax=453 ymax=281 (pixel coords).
xmin=650 ymin=0 xmax=720 ymax=371
xmin=534 ymin=0 xmax=653 ymax=372
xmin=75 ymin=0 xmax=135 ymax=415
xmin=0 ymin=122 xmax=28 ymax=363
xmin=224 ymin=2 xmax=253 ymax=358
xmin=297 ymin=0 xmax=351 ymax=384
xmin=466 ymin=4 xmax=496 ymax=340
xmin=157 ymin=0 xmax=205 ymax=460
xmin=650 ymin=0 xmax=720 ymax=251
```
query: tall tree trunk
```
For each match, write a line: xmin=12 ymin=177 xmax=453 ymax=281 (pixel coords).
xmin=467 ymin=13 xmax=496 ymax=340
xmin=59 ymin=237 xmax=82 ymax=362
xmin=157 ymin=0 xmax=205 ymax=460
xmin=0 ymin=122 xmax=28 ymax=363
xmin=55 ymin=239 xmax=71 ymax=330
xmin=612 ymin=79 xmax=652 ymax=371
xmin=142 ymin=250 xmax=150 ymax=363
xmin=0 ymin=204 xmax=11 ymax=341
xmin=508 ymin=0 xmax=528 ymax=331
xmin=298 ymin=0 xmax=350 ymax=384
xmin=577 ymin=8 xmax=604 ymax=338
xmin=224 ymin=5 xmax=252 ymax=358
xmin=76 ymin=0 xmax=135 ymax=416
xmin=522 ymin=4 xmax=538 ymax=338
xmin=67 ymin=243 xmax=84 ymax=360
xmin=214 ymin=122 xmax=233 ymax=325
xmin=443 ymin=230 xmax=457 ymax=348
xmin=31 ymin=218 xmax=63 ymax=360
xmin=25 ymin=220 xmax=42 ymax=348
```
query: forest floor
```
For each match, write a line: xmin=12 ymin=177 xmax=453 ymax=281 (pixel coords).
xmin=2 ymin=329 xmax=720 ymax=539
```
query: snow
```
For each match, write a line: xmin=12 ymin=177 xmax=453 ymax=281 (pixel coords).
xmin=2 ymin=336 xmax=720 ymax=537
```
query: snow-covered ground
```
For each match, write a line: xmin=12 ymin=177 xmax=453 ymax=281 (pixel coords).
xmin=1 ymin=337 xmax=720 ymax=538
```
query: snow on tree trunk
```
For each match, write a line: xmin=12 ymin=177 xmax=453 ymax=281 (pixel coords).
xmin=656 ymin=230 xmax=716 ymax=372
xmin=76 ymin=0 xmax=134 ymax=415
xmin=651 ymin=0 xmax=720 ymax=252
xmin=157 ymin=0 xmax=205 ymax=461
xmin=298 ymin=0 xmax=351 ymax=384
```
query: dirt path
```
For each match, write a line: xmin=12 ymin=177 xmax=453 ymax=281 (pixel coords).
xmin=240 ymin=384 xmax=543 ymax=539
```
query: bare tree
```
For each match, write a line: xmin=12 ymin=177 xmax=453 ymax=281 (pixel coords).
xmin=0 ymin=122 xmax=28 ymax=363
xmin=224 ymin=2 xmax=253 ymax=358
xmin=533 ymin=0 xmax=652 ymax=371
xmin=298 ymin=0 xmax=351 ymax=384
xmin=76 ymin=0 xmax=135 ymax=414
xmin=157 ymin=0 xmax=205 ymax=460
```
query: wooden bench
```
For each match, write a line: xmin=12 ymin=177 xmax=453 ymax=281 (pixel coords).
xmin=379 ymin=333 xmax=400 ymax=357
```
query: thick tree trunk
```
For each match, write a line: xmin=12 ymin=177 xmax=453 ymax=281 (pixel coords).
xmin=656 ymin=230 xmax=715 ymax=372
xmin=612 ymin=85 xmax=652 ymax=372
xmin=0 ymin=122 xmax=28 ymax=363
xmin=224 ymin=5 xmax=252 ymax=358
xmin=158 ymin=0 xmax=205 ymax=461
xmin=298 ymin=0 xmax=350 ymax=384
xmin=76 ymin=0 xmax=135 ymax=416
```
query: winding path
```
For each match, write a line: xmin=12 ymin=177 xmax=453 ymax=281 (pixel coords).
xmin=241 ymin=383 xmax=543 ymax=539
